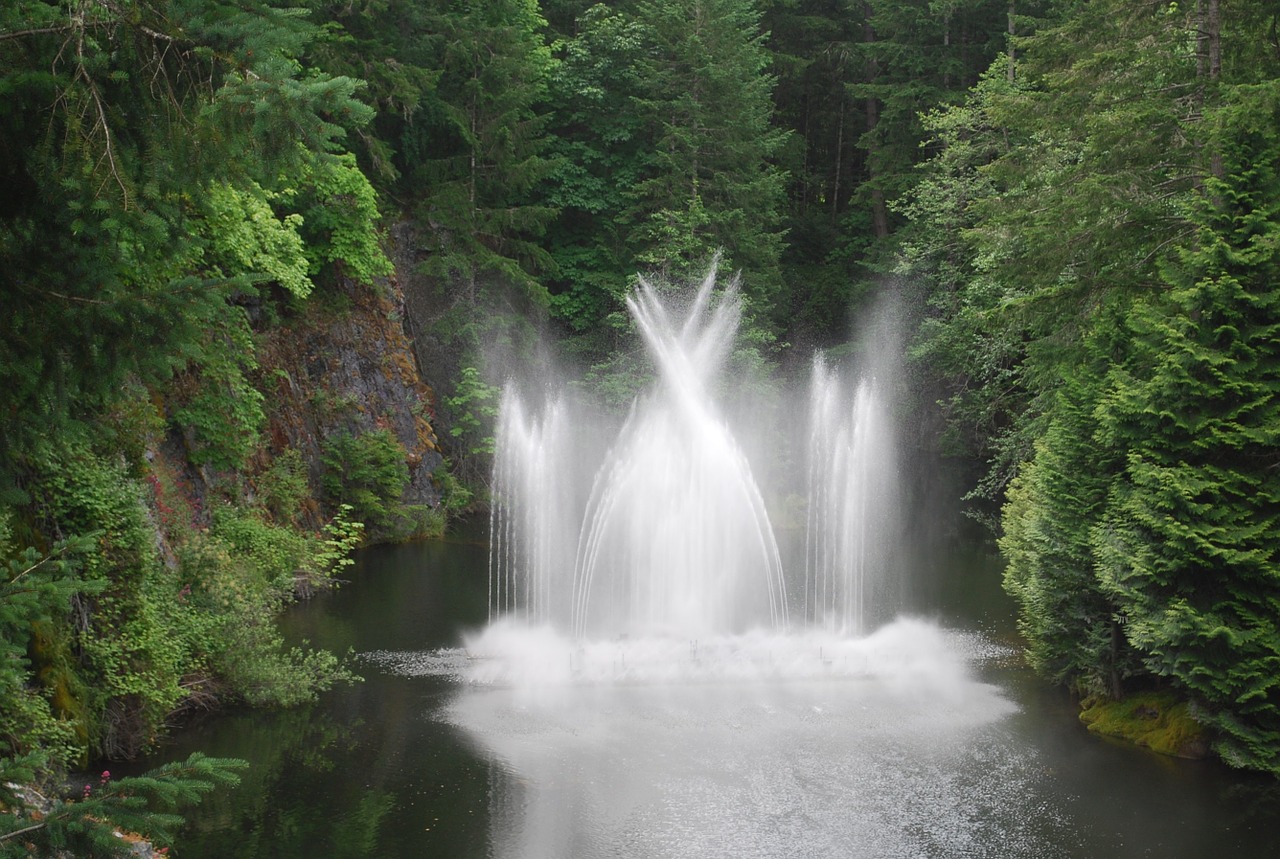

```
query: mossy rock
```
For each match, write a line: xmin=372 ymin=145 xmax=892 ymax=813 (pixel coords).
xmin=1079 ymin=692 xmax=1209 ymax=759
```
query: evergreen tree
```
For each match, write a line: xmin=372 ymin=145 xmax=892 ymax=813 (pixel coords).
xmin=1001 ymin=308 xmax=1141 ymax=698
xmin=300 ymin=0 xmax=442 ymax=190
xmin=763 ymin=0 xmax=1015 ymax=342
xmin=1093 ymin=100 xmax=1280 ymax=772
xmin=0 ymin=752 xmax=246 ymax=857
xmin=407 ymin=0 xmax=557 ymax=299
xmin=541 ymin=3 xmax=654 ymax=345
xmin=902 ymin=0 xmax=1207 ymax=496
xmin=628 ymin=0 xmax=789 ymax=321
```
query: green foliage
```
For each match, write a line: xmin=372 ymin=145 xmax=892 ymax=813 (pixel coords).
xmin=1000 ymin=318 xmax=1142 ymax=698
xmin=902 ymin=2 xmax=1209 ymax=492
xmin=627 ymin=0 xmax=789 ymax=319
xmin=298 ymin=0 xmax=442 ymax=190
xmin=762 ymin=0 xmax=1017 ymax=343
xmin=445 ymin=367 xmax=501 ymax=457
xmin=913 ymin=0 xmax=1280 ymax=774
xmin=211 ymin=506 xmax=310 ymax=592
xmin=0 ymin=753 xmax=247 ymax=857
xmin=256 ymin=448 xmax=312 ymax=526
xmin=285 ymin=153 xmax=394 ymax=284
xmin=312 ymin=505 xmax=365 ymax=580
xmin=321 ymin=429 xmax=415 ymax=537
xmin=202 ymin=181 xmax=315 ymax=300
xmin=173 ymin=528 xmax=359 ymax=709
xmin=897 ymin=57 xmax=1033 ymax=472
xmin=171 ymin=306 xmax=267 ymax=472
xmin=0 ymin=518 xmax=99 ymax=776
xmin=0 ymin=0 xmax=376 ymax=494
xmin=19 ymin=440 xmax=191 ymax=759
xmin=407 ymin=0 xmax=558 ymax=298
xmin=431 ymin=463 xmax=476 ymax=516
xmin=1090 ymin=102 xmax=1280 ymax=773
xmin=541 ymin=3 xmax=655 ymax=342
xmin=3 ymin=430 xmax=363 ymax=769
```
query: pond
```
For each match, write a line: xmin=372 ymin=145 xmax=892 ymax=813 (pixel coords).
xmin=149 ymin=511 xmax=1280 ymax=859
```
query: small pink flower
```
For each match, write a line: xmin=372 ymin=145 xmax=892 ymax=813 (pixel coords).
xmin=100 ymin=770 xmax=111 ymax=784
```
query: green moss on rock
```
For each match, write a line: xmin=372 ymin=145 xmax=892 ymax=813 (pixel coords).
xmin=1079 ymin=692 xmax=1209 ymax=759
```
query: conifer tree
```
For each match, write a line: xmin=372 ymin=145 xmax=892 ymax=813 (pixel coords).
xmin=0 ymin=752 xmax=246 ymax=857
xmin=541 ymin=3 xmax=654 ymax=342
xmin=1093 ymin=101 xmax=1280 ymax=772
xmin=1001 ymin=308 xmax=1141 ymax=698
xmin=628 ymin=0 xmax=789 ymax=321
xmin=408 ymin=0 xmax=557 ymax=299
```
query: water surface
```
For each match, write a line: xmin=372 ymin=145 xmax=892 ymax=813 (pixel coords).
xmin=155 ymin=524 xmax=1280 ymax=858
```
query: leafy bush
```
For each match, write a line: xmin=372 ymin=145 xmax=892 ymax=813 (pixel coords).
xmin=286 ymin=153 xmax=393 ymax=284
xmin=171 ymin=307 xmax=266 ymax=472
xmin=202 ymin=180 xmax=314 ymax=299
xmin=321 ymin=429 xmax=413 ymax=537
xmin=173 ymin=530 xmax=358 ymax=709
xmin=210 ymin=506 xmax=310 ymax=593
xmin=255 ymin=448 xmax=312 ymax=525
xmin=445 ymin=366 xmax=500 ymax=457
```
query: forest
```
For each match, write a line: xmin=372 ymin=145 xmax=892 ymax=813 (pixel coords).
xmin=1 ymin=0 xmax=1279 ymax=852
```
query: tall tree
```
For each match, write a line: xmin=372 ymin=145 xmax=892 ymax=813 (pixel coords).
xmin=764 ymin=0 xmax=1016 ymax=343
xmin=1001 ymin=308 xmax=1141 ymax=699
xmin=628 ymin=0 xmax=789 ymax=321
xmin=300 ymin=0 xmax=442 ymax=191
xmin=541 ymin=3 xmax=654 ymax=344
xmin=407 ymin=0 xmax=557 ymax=299
xmin=904 ymin=0 xmax=1208 ymax=495
xmin=1092 ymin=97 xmax=1280 ymax=772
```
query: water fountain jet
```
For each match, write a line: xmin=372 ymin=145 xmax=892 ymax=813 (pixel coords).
xmin=485 ymin=261 xmax=901 ymax=680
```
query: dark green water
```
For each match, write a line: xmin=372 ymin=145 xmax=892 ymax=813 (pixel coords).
xmin=149 ymin=521 xmax=1280 ymax=858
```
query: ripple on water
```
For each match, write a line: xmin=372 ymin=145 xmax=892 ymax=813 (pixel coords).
xmin=358 ymin=619 xmax=1084 ymax=859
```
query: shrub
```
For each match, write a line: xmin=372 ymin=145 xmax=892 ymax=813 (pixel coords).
xmin=320 ymin=429 xmax=412 ymax=537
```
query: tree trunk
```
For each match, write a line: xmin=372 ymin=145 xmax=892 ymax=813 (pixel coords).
xmin=1007 ymin=2 xmax=1017 ymax=83
xmin=1206 ymin=0 xmax=1223 ymax=180
xmin=1109 ymin=620 xmax=1124 ymax=700
xmin=863 ymin=7 xmax=889 ymax=239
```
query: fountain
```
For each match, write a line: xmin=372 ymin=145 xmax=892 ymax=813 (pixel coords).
xmin=370 ymin=264 xmax=1022 ymax=858
xmin=804 ymin=355 xmax=898 ymax=634
xmin=480 ymin=261 xmax=904 ymax=682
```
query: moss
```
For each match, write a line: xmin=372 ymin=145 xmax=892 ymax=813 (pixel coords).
xmin=1079 ymin=692 xmax=1209 ymax=759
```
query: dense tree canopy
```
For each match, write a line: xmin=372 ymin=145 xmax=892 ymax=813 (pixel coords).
xmin=0 ymin=0 xmax=378 ymax=490
xmin=906 ymin=0 xmax=1280 ymax=773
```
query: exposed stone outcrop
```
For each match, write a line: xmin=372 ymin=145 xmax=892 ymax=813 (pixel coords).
xmin=254 ymin=271 xmax=443 ymax=530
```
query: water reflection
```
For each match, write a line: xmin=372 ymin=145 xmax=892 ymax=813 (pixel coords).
xmin=148 ymin=534 xmax=1280 ymax=859
xmin=439 ymin=647 xmax=1037 ymax=858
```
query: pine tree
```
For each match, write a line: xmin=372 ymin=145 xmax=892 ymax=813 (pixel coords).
xmin=0 ymin=753 xmax=246 ymax=857
xmin=541 ymin=3 xmax=654 ymax=342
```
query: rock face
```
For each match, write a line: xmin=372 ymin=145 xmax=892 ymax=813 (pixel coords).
xmin=254 ymin=271 xmax=444 ymax=530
